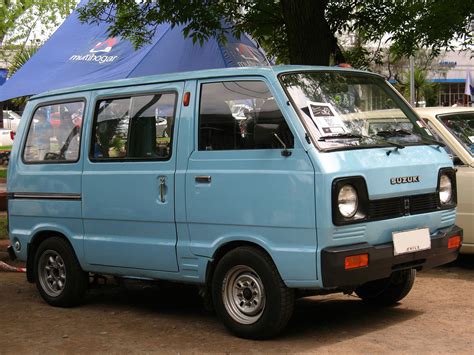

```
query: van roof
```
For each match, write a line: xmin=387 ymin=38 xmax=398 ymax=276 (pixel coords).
xmin=30 ymin=65 xmax=379 ymax=100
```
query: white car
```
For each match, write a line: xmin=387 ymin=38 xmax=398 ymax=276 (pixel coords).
xmin=416 ymin=107 xmax=474 ymax=254
xmin=0 ymin=129 xmax=14 ymax=146
xmin=2 ymin=110 xmax=21 ymax=131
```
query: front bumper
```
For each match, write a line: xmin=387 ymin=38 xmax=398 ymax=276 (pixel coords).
xmin=321 ymin=225 xmax=463 ymax=288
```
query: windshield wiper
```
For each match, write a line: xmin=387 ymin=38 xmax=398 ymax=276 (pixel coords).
xmin=376 ymin=129 xmax=412 ymax=138
xmin=377 ymin=129 xmax=445 ymax=149
xmin=366 ymin=133 xmax=406 ymax=155
xmin=318 ymin=133 xmax=362 ymax=141
xmin=419 ymin=137 xmax=446 ymax=148
xmin=319 ymin=132 xmax=406 ymax=150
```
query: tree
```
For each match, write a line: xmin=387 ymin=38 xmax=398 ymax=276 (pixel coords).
xmin=395 ymin=67 xmax=439 ymax=107
xmin=77 ymin=0 xmax=473 ymax=66
xmin=7 ymin=45 xmax=39 ymax=106
xmin=0 ymin=0 xmax=77 ymax=69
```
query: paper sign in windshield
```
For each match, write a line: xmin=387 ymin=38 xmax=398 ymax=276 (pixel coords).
xmin=307 ymin=102 xmax=348 ymax=135
xmin=469 ymin=136 xmax=474 ymax=143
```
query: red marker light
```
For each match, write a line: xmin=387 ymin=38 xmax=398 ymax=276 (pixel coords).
xmin=345 ymin=254 xmax=369 ymax=270
xmin=183 ymin=92 xmax=191 ymax=106
xmin=10 ymin=131 xmax=15 ymax=140
xmin=448 ymin=235 xmax=462 ymax=249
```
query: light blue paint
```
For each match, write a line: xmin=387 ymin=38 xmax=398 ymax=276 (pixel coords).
xmin=8 ymin=65 xmax=457 ymax=290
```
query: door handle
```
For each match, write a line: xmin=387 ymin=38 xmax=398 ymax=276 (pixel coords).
xmin=195 ymin=175 xmax=212 ymax=183
xmin=159 ymin=176 xmax=166 ymax=202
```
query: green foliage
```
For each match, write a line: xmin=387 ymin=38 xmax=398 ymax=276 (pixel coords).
xmin=77 ymin=0 xmax=473 ymax=65
xmin=8 ymin=45 xmax=38 ymax=76
xmin=7 ymin=45 xmax=39 ymax=105
xmin=326 ymin=0 xmax=473 ymax=58
xmin=0 ymin=0 xmax=77 ymax=70
xmin=0 ymin=215 xmax=8 ymax=240
xmin=341 ymin=33 xmax=384 ymax=71
xmin=395 ymin=67 xmax=439 ymax=107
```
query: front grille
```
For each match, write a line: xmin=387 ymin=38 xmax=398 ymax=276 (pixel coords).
xmin=369 ymin=197 xmax=404 ymax=220
xmin=409 ymin=194 xmax=438 ymax=214
xmin=368 ymin=193 xmax=438 ymax=221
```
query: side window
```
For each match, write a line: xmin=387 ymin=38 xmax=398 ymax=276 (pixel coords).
xmin=424 ymin=119 xmax=457 ymax=158
xmin=23 ymin=101 xmax=84 ymax=163
xmin=91 ymin=93 xmax=176 ymax=161
xmin=199 ymin=81 xmax=294 ymax=151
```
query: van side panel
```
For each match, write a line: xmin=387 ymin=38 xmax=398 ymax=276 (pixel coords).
xmin=7 ymin=94 xmax=88 ymax=261
xmin=81 ymin=83 xmax=184 ymax=272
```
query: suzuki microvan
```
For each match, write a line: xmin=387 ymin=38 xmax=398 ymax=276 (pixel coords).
xmin=7 ymin=66 xmax=463 ymax=339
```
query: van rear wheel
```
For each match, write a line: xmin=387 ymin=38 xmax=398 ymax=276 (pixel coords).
xmin=355 ymin=269 xmax=416 ymax=306
xmin=34 ymin=237 xmax=87 ymax=307
xmin=212 ymin=247 xmax=294 ymax=339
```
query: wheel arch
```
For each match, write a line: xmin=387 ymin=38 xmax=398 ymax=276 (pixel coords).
xmin=206 ymin=240 xmax=282 ymax=289
xmin=26 ymin=229 xmax=78 ymax=283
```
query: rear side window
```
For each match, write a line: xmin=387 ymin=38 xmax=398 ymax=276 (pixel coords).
xmin=23 ymin=101 xmax=84 ymax=163
xmin=199 ymin=81 xmax=294 ymax=151
xmin=90 ymin=93 xmax=176 ymax=161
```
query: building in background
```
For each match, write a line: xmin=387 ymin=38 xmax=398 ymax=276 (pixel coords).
xmin=430 ymin=50 xmax=473 ymax=106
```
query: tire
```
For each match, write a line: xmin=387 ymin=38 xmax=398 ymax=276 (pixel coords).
xmin=355 ymin=269 xmax=416 ymax=306
xmin=34 ymin=237 xmax=87 ymax=307
xmin=212 ymin=246 xmax=294 ymax=339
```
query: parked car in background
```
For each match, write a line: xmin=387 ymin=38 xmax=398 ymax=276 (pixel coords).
xmin=0 ymin=129 xmax=14 ymax=146
xmin=2 ymin=110 xmax=21 ymax=131
xmin=416 ymin=107 xmax=474 ymax=254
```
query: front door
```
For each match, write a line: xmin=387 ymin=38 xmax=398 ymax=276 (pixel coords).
xmin=185 ymin=79 xmax=317 ymax=281
xmin=82 ymin=83 xmax=182 ymax=272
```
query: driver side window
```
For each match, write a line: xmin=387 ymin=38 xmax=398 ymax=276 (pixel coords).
xmin=23 ymin=101 xmax=84 ymax=163
xmin=198 ymin=81 xmax=294 ymax=151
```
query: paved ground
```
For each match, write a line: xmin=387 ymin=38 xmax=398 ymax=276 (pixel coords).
xmin=0 ymin=250 xmax=472 ymax=354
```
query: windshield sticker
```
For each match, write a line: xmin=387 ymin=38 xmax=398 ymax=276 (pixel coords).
xmin=307 ymin=101 xmax=348 ymax=136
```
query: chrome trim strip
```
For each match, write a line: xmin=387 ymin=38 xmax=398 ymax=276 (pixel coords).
xmin=11 ymin=193 xmax=81 ymax=201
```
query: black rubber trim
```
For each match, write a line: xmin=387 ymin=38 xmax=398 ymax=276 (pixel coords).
xmin=321 ymin=225 xmax=463 ymax=288
xmin=10 ymin=192 xmax=81 ymax=201
xmin=332 ymin=176 xmax=369 ymax=225
xmin=437 ymin=167 xmax=457 ymax=208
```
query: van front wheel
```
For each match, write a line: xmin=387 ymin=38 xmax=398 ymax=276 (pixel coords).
xmin=212 ymin=247 xmax=294 ymax=339
xmin=355 ymin=269 xmax=416 ymax=306
xmin=34 ymin=237 xmax=87 ymax=307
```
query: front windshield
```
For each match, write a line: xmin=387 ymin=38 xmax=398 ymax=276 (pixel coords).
xmin=280 ymin=71 xmax=431 ymax=150
xmin=437 ymin=112 xmax=474 ymax=156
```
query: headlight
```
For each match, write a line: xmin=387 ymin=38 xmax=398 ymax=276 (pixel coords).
xmin=338 ymin=184 xmax=358 ymax=218
xmin=439 ymin=174 xmax=452 ymax=204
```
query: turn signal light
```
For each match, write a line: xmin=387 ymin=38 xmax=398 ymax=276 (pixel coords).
xmin=345 ymin=253 xmax=369 ymax=270
xmin=183 ymin=91 xmax=191 ymax=106
xmin=448 ymin=235 xmax=461 ymax=249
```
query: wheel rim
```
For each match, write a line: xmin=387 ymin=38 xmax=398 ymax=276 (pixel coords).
xmin=222 ymin=265 xmax=266 ymax=325
xmin=38 ymin=250 xmax=67 ymax=297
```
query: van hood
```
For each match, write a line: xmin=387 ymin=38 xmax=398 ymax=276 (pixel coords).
xmin=315 ymin=145 xmax=452 ymax=199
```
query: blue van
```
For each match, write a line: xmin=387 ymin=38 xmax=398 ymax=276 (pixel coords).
xmin=7 ymin=66 xmax=463 ymax=339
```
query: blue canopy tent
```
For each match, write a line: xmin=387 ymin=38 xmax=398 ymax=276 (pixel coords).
xmin=0 ymin=1 xmax=268 ymax=102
